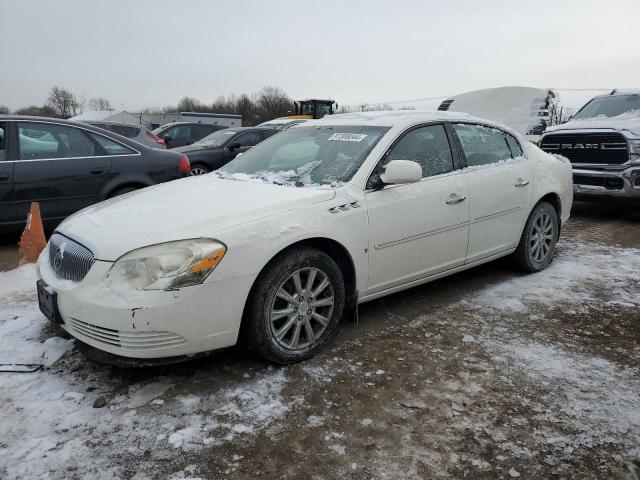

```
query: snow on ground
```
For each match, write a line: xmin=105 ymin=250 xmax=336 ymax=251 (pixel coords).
xmin=0 ymin=240 xmax=638 ymax=478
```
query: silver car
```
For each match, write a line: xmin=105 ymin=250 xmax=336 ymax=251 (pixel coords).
xmin=80 ymin=121 xmax=167 ymax=149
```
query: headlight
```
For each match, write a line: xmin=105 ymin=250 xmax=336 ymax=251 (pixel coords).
xmin=106 ymin=239 xmax=226 ymax=290
xmin=628 ymin=139 xmax=640 ymax=155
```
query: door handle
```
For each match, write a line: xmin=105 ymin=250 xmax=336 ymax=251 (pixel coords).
xmin=0 ymin=174 xmax=9 ymax=181
xmin=515 ymin=179 xmax=530 ymax=188
xmin=90 ymin=169 xmax=105 ymax=175
xmin=446 ymin=194 xmax=466 ymax=205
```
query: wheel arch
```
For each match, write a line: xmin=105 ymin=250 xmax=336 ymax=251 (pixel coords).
xmin=536 ymin=191 xmax=562 ymax=236
xmin=240 ymin=237 xmax=358 ymax=329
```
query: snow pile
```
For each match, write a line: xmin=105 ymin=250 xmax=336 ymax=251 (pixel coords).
xmin=457 ymin=241 xmax=640 ymax=314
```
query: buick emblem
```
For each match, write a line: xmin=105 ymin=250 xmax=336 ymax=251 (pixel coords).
xmin=53 ymin=244 xmax=66 ymax=272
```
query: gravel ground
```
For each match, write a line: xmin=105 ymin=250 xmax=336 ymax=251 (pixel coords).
xmin=0 ymin=198 xmax=639 ymax=480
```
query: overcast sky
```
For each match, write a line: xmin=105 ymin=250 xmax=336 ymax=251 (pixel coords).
xmin=1 ymin=0 xmax=639 ymax=111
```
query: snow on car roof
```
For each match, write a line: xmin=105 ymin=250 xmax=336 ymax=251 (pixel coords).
xmin=295 ymin=110 xmax=522 ymax=137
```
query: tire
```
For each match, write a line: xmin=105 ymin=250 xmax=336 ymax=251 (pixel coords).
xmin=514 ymin=201 xmax=559 ymax=272
xmin=108 ymin=186 xmax=140 ymax=198
xmin=189 ymin=164 xmax=210 ymax=176
xmin=242 ymin=247 xmax=345 ymax=364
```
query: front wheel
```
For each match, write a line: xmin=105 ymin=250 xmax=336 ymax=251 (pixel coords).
xmin=514 ymin=201 xmax=559 ymax=272
xmin=242 ymin=247 xmax=345 ymax=364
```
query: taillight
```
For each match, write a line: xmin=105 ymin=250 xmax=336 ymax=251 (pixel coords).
xmin=147 ymin=130 xmax=165 ymax=146
xmin=178 ymin=154 xmax=191 ymax=174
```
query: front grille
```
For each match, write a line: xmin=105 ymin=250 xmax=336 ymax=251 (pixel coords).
xmin=67 ymin=317 xmax=187 ymax=350
xmin=540 ymin=132 xmax=628 ymax=164
xmin=573 ymin=175 xmax=624 ymax=190
xmin=48 ymin=233 xmax=95 ymax=282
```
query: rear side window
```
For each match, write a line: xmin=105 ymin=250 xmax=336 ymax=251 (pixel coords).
xmin=0 ymin=124 xmax=5 ymax=161
xmin=90 ymin=133 xmax=136 ymax=155
xmin=166 ymin=125 xmax=192 ymax=140
xmin=385 ymin=124 xmax=454 ymax=178
xmin=260 ymin=129 xmax=278 ymax=140
xmin=452 ymin=124 xmax=512 ymax=167
xmin=194 ymin=124 xmax=218 ymax=137
xmin=18 ymin=122 xmax=97 ymax=160
xmin=505 ymin=134 xmax=524 ymax=157
xmin=109 ymin=125 xmax=140 ymax=138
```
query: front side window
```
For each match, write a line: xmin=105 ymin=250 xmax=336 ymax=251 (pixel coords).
xmin=219 ymin=125 xmax=389 ymax=187
xmin=18 ymin=122 xmax=96 ymax=160
xmin=90 ymin=133 xmax=136 ymax=155
xmin=234 ymin=131 xmax=261 ymax=147
xmin=452 ymin=124 xmax=512 ymax=167
xmin=384 ymin=124 xmax=454 ymax=178
xmin=0 ymin=124 xmax=5 ymax=161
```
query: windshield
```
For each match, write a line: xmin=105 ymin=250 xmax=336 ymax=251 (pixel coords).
xmin=218 ymin=125 xmax=389 ymax=187
xmin=573 ymin=95 xmax=640 ymax=119
xmin=193 ymin=129 xmax=238 ymax=147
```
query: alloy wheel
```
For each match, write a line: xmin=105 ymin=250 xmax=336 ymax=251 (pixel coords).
xmin=190 ymin=166 xmax=209 ymax=176
xmin=529 ymin=211 xmax=554 ymax=264
xmin=269 ymin=267 xmax=334 ymax=352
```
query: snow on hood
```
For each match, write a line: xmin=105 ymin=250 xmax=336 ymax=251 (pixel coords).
xmin=545 ymin=110 xmax=640 ymax=136
xmin=57 ymin=175 xmax=336 ymax=261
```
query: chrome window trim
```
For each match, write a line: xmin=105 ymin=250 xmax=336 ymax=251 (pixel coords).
xmin=10 ymin=119 xmax=142 ymax=161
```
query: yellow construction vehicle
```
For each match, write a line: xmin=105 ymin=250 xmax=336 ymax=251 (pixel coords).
xmin=288 ymin=99 xmax=338 ymax=119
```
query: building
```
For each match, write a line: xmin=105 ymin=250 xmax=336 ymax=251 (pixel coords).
xmin=69 ymin=110 xmax=242 ymax=129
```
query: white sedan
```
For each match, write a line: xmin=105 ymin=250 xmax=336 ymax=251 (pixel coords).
xmin=36 ymin=111 xmax=573 ymax=364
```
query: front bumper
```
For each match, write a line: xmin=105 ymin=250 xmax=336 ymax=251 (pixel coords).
xmin=572 ymin=166 xmax=640 ymax=197
xmin=37 ymin=246 xmax=255 ymax=359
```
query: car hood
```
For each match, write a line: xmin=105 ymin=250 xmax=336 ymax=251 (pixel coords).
xmin=57 ymin=175 xmax=336 ymax=261
xmin=544 ymin=115 xmax=640 ymax=137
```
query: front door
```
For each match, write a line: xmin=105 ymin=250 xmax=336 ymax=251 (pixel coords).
xmin=13 ymin=121 xmax=113 ymax=224
xmin=450 ymin=123 xmax=532 ymax=263
xmin=0 ymin=121 xmax=17 ymax=227
xmin=365 ymin=123 xmax=470 ymax=294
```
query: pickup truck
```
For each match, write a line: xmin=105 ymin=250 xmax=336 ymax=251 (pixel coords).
xmin=539 ymin=89 xmax=640 ymax=197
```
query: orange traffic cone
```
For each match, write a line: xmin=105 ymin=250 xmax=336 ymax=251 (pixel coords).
xmin=17 ymin=202 xmax=47 ymax=265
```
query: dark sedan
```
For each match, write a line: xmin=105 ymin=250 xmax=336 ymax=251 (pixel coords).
xmin=153 ymin=122 xmax=226 ymax=149
xmin=0 ymin=116 xmax=190 ymax=232
xmin=172 ymin=127 xmax=279 ymax=175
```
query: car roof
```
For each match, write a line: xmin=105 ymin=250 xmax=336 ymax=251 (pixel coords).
xmin=591 ymin=89 xmax=640 ymax=99
xmin=295 ymin=110 xmax=521 ymax=136
xmin=81 ymin=120 xmax=143 ymax=128
xmin=0 ymin=115 xmax=150 ymax=149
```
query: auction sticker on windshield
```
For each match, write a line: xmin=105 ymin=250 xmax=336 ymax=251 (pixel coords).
xmin=328 ymin=133 xmax=368 ymax=142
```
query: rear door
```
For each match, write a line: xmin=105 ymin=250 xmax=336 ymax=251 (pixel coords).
xmin=0 ymin=121 xmax=17 ymax=226
xmin=13 ymin=121 xmax=115 ymax=223
xmin=450 ymin=123 xmax=532 ymax=263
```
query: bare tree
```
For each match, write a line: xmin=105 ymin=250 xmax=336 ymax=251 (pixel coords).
xmin=89 ymin=97 xmax=112 ymax=111
xmin=15 ymin=105 xmax=58 ymax=117
xmin=46 ymin=86 xmax=81 ymax=118
xmin=176 ymin=96 xmax=201 ymax=112
xmin=0 ymin=105 xmax=10 ymax=114
xmin=253 ymin=86 xmax=293 ymax=123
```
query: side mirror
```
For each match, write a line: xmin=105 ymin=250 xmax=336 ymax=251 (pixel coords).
xmin=227 ymin=141 xmax=241 ymax=150
xmin=380 ymin=160 xmax=422 ymax=185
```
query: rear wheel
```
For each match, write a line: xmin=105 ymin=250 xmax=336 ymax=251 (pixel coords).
xmin=242 ymin=247 xmax=345 ymax=364
xmin=514 ymin=201 xmax=559 ymax=272
xmin=190 ymin=164 xmax=210 ymax=176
